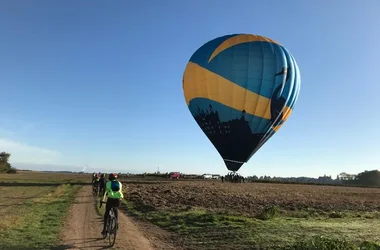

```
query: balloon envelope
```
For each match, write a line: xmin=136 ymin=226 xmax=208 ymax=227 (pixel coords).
xmin=183 ymin=34 xmax=301 ymax=172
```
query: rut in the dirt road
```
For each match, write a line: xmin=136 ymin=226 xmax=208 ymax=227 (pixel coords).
xmin=58 ymin=186 xmax=174 ymax=250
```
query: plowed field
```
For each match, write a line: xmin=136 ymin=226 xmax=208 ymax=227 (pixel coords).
xmin=124 ymin=181 xmax=380 ymax=249
xmin=126 ymin=181 xmax=380 ymax=216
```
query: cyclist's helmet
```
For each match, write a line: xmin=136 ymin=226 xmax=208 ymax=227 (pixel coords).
xmin=109 ymin=173 xmax=118 ymax=180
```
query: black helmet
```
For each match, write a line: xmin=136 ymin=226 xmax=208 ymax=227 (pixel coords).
xmin=109 ymin=173 xmax=118 ymax=180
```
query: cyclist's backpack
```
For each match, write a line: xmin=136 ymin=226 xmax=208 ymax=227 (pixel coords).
xmin=110 ymin=180 xmax=120 ymax=192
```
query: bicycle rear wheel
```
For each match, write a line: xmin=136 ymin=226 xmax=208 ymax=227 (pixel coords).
xmin=108 ymin=216 xmax=117 ymax=247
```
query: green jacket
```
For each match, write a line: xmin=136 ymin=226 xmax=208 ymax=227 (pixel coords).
xmin=103 ymin=180 xmax=124 ymax=200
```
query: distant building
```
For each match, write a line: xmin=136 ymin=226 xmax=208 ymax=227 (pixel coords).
xmin=202 ymin=174 xmax=213 ymax=179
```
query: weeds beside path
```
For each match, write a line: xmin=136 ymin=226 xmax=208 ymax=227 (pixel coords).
xmin=0 ymin=183 xmax=80 ymax=249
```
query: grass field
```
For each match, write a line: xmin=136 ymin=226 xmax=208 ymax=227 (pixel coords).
xmin=0 ymin=171 xmax=90 ymax=184
xmin=0 ymin=172 xmax=85 ymax=249
xmin=123 ymin=181 xmax=380 ymax=250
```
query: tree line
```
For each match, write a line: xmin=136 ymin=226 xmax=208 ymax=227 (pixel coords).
xmin=246 ymin=170 xmax=380 ymax=187
xmin=342 ymin=170 xmax=380 ymax=187
xmin=1 ymin=150 xmax=379 ymax=187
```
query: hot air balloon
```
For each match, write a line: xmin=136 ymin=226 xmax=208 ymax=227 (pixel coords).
xmin=183 ymin=34 xmax=301 ymax=173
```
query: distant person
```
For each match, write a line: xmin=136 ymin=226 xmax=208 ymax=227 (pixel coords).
xmin=221 ymin=176 xmax=224 ymax=183
xmin=92 ymin=174 xmax=100 ymax=194
xmin=99 ymin=173 xmax=107 ymax=197
xmin=91 ymin=172 xmax=96 ymax=183
xmin=92 ymin=174 xmax=100 ymax=183
xmin=101 ymin=173 xmax=124 ymax=236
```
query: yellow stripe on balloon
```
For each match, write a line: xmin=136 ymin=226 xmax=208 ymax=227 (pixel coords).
xmin=272 ymin=106 xmax=292 ymax=131
xmin=208 ymin=34 xmax=281 ymax=63
xmin=183 ymin=62 xmax=292 ymax=121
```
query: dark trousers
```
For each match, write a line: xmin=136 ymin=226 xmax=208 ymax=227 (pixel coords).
xmin=99 ymin=183 xmax=105 ymax=197
xmin=103 ymin=198 xmax=120 ymax=230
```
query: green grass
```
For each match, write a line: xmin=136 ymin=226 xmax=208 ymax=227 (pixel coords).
xmin=0 ymin=184 xmax=81 ymax=249
xmin=0 ymin=171 xmax=90 ymax=185
xmin=280 ymin=236 xmax=380 ymax=250
xmin=95 ymin=195 xmax=105 ymax=215
xmin=122 ymin=200 xmax=380 ymax=249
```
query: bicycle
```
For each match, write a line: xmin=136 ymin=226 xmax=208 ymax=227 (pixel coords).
xmin=92 ymin=185 xmax=96 ymax=196
xmin=92 ymin=183 xmax=100 ymax=197
xmin=100 ymin=200 xmax=118 ymax=247
xmin=99 ymin=187 xmax=105 ymax=198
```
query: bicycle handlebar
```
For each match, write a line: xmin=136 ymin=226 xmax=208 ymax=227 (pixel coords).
xmin=99 ymin=200 xmax=105 ymax=208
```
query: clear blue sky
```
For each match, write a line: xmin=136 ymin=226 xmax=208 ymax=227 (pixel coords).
xmin=1 ymin=1 xmax=379 ymax=177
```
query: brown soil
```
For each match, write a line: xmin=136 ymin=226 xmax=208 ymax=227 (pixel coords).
xmin=58 ymin=186 xmax=175 ymax=250
xmin=125 ymin=181 xmax=380 ymax=216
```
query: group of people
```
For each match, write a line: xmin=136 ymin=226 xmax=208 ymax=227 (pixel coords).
xmin=91 ymin=172 xmax=124 ymax=236
xmin=222 ymin=172 xmax=245 ymax=183
xmin=91 ymin=173 xmax=107 ymax=197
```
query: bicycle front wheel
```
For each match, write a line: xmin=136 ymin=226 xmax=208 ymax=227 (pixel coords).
xmin=108 ymin=216 xmax=117 ymax=247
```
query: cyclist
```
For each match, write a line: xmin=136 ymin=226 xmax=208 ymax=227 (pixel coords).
xmin=101 ymin=173 xmax=124 ymax=236
xmin=91 ymin=172 xmax=96 ymax=183
xmin=99 ymin=173 xmax=107 ymax=197
xmin=92 ymin=174 xmax=100 ymax=195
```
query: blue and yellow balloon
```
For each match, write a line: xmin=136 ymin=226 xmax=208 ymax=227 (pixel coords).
xmin=183 ymin=34 xmax=301 ymax=172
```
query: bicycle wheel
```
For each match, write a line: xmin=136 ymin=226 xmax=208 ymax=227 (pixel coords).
xmin=108 ymin=217 xmax=117 ymax=246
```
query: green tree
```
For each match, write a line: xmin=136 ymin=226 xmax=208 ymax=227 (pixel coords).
xmin=339 ymin=172 xmax=355 ymax=180
xmin=0 ymin=151 xmax=10 ymax=163
xmin=354 ymin=170 xmax=380 ymax=187
xmin=0 ymin=151 xmax=16 ymax=173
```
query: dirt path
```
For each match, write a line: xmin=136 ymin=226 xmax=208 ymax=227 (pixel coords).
xmin=58 ymin=186 xmax=173 ymax=250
